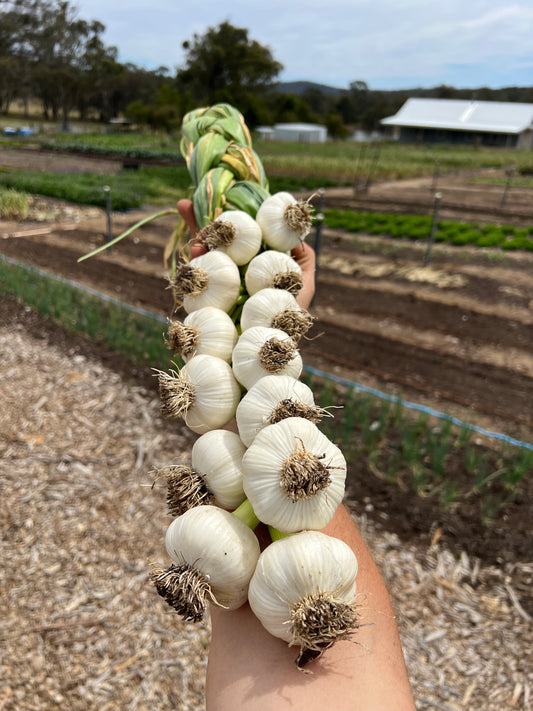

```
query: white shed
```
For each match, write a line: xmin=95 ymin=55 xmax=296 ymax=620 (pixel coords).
xmin=381 ymin=98 xmax=533 ymax=148
xmin=256 ymin=123 xmax=328 ymax=143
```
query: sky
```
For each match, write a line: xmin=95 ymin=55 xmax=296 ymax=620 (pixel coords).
xmin=75 ymin=0 xmax=533 ymax=90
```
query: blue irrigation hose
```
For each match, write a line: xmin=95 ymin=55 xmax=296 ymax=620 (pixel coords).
xmin=2 ymin=253 xmax=532 ymax=452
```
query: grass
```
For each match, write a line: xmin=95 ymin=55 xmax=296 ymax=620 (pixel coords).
xmin=0 ymin=187 xmax=30 ymax=219
xmin=254 ymin=139 xmax=533 ymax=181
xmin=0 ymin=166 xmax=193 ymax=209
xmin=0 ymin=258 xmax=174 ymax=369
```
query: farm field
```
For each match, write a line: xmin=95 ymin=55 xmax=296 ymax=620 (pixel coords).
xmin=1 ymin=144 xmax=532 ymax=710
xmin=1 ymin=162 xmax=532 ymax=554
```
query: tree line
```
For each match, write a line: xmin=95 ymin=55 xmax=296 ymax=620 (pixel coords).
xmin=1 ymin=1 xmax=532 ymax=136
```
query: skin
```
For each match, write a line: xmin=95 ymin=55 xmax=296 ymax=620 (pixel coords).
xmin=176 ymin=198 xmax=416 ymax=711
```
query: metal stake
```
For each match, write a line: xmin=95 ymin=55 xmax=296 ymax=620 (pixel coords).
xmin=103 ymin=185 xmax=113 ymax=250
xmin=500 ymin=166 xmax=515 ymax=208
xmin=424 ymin=192 xmax=442 ymax=267
xmin=311 ymin=188 xmax=325 ymax=307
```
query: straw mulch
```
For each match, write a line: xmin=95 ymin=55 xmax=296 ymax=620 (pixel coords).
xmin=1 ymin=314 xmax=531 ymax=711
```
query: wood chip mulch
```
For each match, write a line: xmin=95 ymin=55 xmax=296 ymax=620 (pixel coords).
xmin=1 ymin=320 xmax=531 ymax=711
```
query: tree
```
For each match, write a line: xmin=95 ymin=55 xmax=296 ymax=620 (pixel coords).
xmin=176 ymin=21 xmax=283 ymax=121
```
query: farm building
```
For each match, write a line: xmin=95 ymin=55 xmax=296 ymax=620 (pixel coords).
xmin=255 ymin=123 xmax=328 ymax=143
xmin=381 ymin=98 xmax=533 ymax=148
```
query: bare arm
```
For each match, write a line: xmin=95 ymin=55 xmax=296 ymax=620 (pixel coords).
xmin=206 ymin=505 xmax=415 ymax=711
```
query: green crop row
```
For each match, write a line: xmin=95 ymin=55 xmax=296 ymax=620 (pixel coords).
xmin=325 ymin=209 xmax=533 ymax=251
xmin=0 ymin=165 xmax=193 ymax=209
xmin=0 ymin=258 xmax=173 ymax=369
xmin=39 ymin=140 xmax=185 ymax=163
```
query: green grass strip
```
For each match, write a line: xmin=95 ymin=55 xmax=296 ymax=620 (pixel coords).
xmin=0 ymin=166 xmax=193 ymax=210
xmin=0 ymin=257 xmax=173 ymax=369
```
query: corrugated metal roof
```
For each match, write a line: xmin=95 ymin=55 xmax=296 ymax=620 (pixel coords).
xmin=381 ymin=98 xmax=533 ymax=134
xmin=274 ymin=123 xmax=326 ymax=131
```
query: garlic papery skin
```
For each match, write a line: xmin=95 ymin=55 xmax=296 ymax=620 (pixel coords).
xmin=242 ymin=417 xmax=346 ymax=533
xmin=240 ymin=288 xmax=313 ymax=343
xmin=245 ymin=250 xmax=303 ymax=297
xmin=173 ymin=251 xmax=241 ymax=314
xmin=255 ymin=191 xmax=313 ymax=252
xmin=191 ymin=429 xmax=247 ymax=510
xmin=248 ymin=530 xmax=359 ymax=661
xmin=155 ymin=505 xmax=260 ymax=617
xmin=231 ymin=326 xmax=302 ymax=391
xmin=236 ymin=375 xmax=323 ymax=447
xmin=158 ymin=354 xmax=241 ymax=435
xmin=168 ymin=307 xmax=238 ymax=363
xmin=199 ymin=210 xmax=262 ymax=266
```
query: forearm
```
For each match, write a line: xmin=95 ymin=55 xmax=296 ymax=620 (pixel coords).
xmin=205 ymin=505 xmax=415 ymax=711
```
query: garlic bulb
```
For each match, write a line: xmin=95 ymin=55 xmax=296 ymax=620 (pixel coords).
xmin=240 ymin=288 xmax=313 ymax=343
xmin=198 ymin=210 xmax=262 ymax=266
xmin=191 ymin=429 xmax=247 ymax=509
xmin=232 ymin=326 xmax=302 ymax=391
xmin=167 ymin=307 xmax=238 ymax=363
xmin=255 ymin=191 xmax=313 ymax=251
xmin=172 ymin=251 xmax=241 ymax=314
xmin=153 ymin=506 xmax=260 ymax=618
xmin=248 ymin=530 xmax=359 ymax=663
xmin=236 ymin=374 xmax=324 ymax=447
xmin=242 ymin=417 xmax=346 ymax=533
xmin=245 ymin=250 xmax=303 ymax=297
xmin=158 ymin=354 xmax=241 ymax=434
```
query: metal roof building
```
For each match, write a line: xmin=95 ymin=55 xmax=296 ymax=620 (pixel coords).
xmin=256 ymin=123 xmax=328 ymax=143
xmin=381 ymin=98 xmax=533 ymax=148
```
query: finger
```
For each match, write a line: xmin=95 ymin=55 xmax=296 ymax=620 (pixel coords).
xmin=177 ymin=199 xmax=198 ymax=236
xmin=177 ymin=199 xmax=207 ymax=258
xmin=291 ymin=243 xmax=316 ymax=309
xmin=291 ymin=242 xmax=316 ymax=273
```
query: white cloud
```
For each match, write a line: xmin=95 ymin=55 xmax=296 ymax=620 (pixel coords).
xmin=75 ymin=0 xmax=533 ymax=89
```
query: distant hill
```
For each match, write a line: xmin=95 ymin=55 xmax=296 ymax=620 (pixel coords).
xmin=274 ymin=81 xmax=346 ymax=97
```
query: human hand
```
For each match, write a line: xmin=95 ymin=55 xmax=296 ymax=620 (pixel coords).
xmin=176 ymin=199 xmax=316 ymax=309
